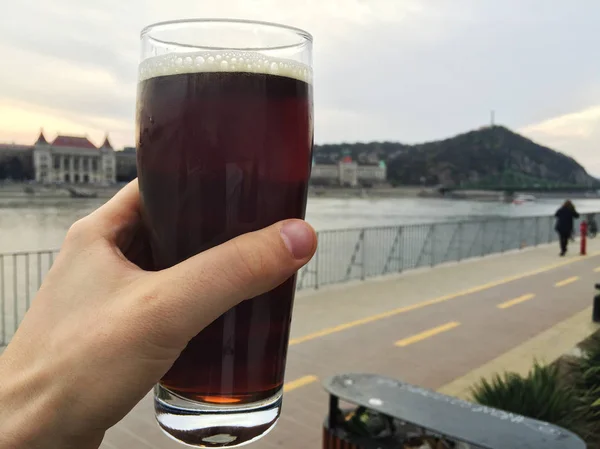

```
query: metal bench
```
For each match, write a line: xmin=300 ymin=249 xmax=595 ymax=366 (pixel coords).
xmin=323 ymin=373 xmax=586 ymax=449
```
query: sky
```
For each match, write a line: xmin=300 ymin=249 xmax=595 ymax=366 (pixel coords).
xmin=0 ymin=0 xmax=599 ymax=176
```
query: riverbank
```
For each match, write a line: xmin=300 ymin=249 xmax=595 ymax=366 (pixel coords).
xmin=0 ymin=183 xmax=597 ymax=202
xmin=0 ymin=183 xmax=121 ymax=199
xmin=310 ymin=186 xmax=599 ymax=201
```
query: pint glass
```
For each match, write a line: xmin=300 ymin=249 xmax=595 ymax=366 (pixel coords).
xmin=136 ymin=19 xmax=313 ymax=447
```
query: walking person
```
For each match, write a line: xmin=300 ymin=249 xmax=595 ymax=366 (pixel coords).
xmin=555 ymin=200 xmax=580 ymax=256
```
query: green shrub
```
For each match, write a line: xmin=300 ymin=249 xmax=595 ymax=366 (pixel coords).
xmin=572 ymin=334 xmax=600 ymax=392
xmin=570 ymin=335 xmax=600 ymax=441
xmin=470 ymin=362 xmax=591 ymax=438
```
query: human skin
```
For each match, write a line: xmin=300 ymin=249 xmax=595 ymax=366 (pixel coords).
xmin=0 ymin=180 xmax=317 ymax=449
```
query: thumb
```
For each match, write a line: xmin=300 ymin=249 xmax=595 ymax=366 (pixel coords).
xmin=147 ymin=219 xmax=317 ymax=341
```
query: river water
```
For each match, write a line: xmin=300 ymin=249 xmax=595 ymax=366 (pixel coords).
xmin=0 ymin=196 xmax=599 ymax=253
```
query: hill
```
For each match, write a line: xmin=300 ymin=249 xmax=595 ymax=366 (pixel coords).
xmin=314 ymin=126 xmax=598 ymax=189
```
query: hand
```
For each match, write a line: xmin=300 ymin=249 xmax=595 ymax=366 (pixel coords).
xmin=0 ymin=180 xmax=317 ymax=449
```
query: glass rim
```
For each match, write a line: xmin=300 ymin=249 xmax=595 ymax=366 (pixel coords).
xmin=141 ymin=18 xmax=313 ymax=52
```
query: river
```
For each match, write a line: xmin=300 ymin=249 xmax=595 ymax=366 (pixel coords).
xmin=0 ymin=196 xmax=599 ymax=253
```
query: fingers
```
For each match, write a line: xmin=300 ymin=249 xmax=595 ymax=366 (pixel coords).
xmin=148 ymin=219 xmax=317 ymax=338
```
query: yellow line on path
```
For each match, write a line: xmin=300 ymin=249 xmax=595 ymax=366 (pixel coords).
xmin=594 ymin=267 xmax=600 ymax=273
xmin=555 ymin=276 xmax=579 ymax=288
xmin=289 ymin=254 xmax=599 ymax=347
xmin=395 ymin=322 xmax=461 ymax=347
xmin=283 ymin=375 xmax=318 ymax=393
xmin=497 ymin=293 xmax=536 ymax=309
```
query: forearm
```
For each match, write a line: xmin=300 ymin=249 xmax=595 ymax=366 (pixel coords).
xmin=0 ymin=356 xmax=61 ymax=448
xmin=0 ymin=355 xmax=102 ymax=449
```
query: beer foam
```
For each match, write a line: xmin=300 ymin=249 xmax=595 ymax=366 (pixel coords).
xmin=139 ymin=51 xmax=312 ymax=83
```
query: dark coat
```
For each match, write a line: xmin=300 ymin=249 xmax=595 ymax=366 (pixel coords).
xmin=555 ymin=205 xmax=580 ymax=235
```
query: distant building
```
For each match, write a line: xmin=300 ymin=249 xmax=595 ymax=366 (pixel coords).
xmin=0 ymin=144 xmax=34 ymax=180
xmin=311 ymin=159 xmax=387 ymax=187
xmin=0 ymin=130 xmax=117 ymax=184
xmin=33 ymin=131 xmax=116 ymax=184
xmin=2 ymin=131 xmax=389 ymax=187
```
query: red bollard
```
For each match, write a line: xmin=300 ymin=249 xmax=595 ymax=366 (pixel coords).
xmin=581 ymin=221 xmax=588 ymax=256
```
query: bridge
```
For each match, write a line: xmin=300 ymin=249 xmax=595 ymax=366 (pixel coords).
xmin=444 ymin=170 xmax=600 ymax=194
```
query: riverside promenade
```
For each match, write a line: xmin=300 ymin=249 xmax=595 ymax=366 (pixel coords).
xmin=100 ymin=238 xmax=600 ymax=449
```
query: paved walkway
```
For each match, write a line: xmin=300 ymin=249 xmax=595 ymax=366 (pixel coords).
xmin=100 ymin=239 xmax=600 ymax=449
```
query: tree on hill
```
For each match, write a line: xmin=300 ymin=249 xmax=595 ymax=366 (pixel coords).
xmin=314 ymin=126 xmax=598 ymax=188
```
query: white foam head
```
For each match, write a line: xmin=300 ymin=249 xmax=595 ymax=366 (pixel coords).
xmin=139 ymin=51 xmax=312 ymax=84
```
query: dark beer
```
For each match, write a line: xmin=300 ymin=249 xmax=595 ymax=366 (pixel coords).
xmin=137 ymin=58 xmax=313 ymax=405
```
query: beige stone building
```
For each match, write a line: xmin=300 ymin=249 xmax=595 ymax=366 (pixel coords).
xmin=311 ymin=160 xmax=387 ymax=187
xmin=32 ymin=131 xmax=116 ymax=184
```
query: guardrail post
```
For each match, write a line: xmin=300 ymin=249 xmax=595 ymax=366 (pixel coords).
xmin=442 ymin=223 xmax=460 ymax=263
xmin=314 ymin=239 xmax=320 ymax=289
xmin=458 ymin=222 xmax=464 ymax=261
xmin=481 ymin=221 xmax=487 ymax=257
xmin=37 ymin=252 xmax=42 ymax=290
xmin=500 ymin=219 xmax=506 ymax=252
xmin=581 ymin=221 xmax=588 ymax=256
xmin=399 ymin=231 xmax=404 ymax=273
xmin=344 ymin=230 xmax=365 ymax=281
xmin=465 ymin=222 xmax=482 ymax=259
xmin=431 ymin=224 xmax=437 ymax=267
xmin=25 ymin=253 xmax=30 ymax=309
xmin=361 ymin=230 xmax=366 ymax=281
xmin=415 ymin=225 xmax=434 ymax=268
xmin=13 ymin=254 xmax=17 ymax=337
xmin=398 ymin=226 xmax=405 ymax=273
xmin=383 ymin=227 xmax=403 ymax=274
xmin=518 ymin=217 xmax=524 ymax=249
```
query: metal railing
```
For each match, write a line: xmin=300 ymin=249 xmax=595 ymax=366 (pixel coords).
xmin=1 ymin=212 xmax=597 ymax=346
xmin=297 ymin=213 xmax=595 ymax=289
xmin=0 ymin=250 xmax=59 ymax=347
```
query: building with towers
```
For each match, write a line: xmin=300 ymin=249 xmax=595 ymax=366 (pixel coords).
xmin=30 ymin=130 xmax=116 ymax=184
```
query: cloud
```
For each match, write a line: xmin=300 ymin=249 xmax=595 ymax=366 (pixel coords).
xmin=0 ymin=0 xmax=599 ymax=174
xmin=521 ymin=106 xmax=600 ymax=177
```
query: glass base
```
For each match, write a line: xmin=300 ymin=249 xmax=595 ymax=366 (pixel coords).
xmin=154 ymin=384 xmax=282 ymax=447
